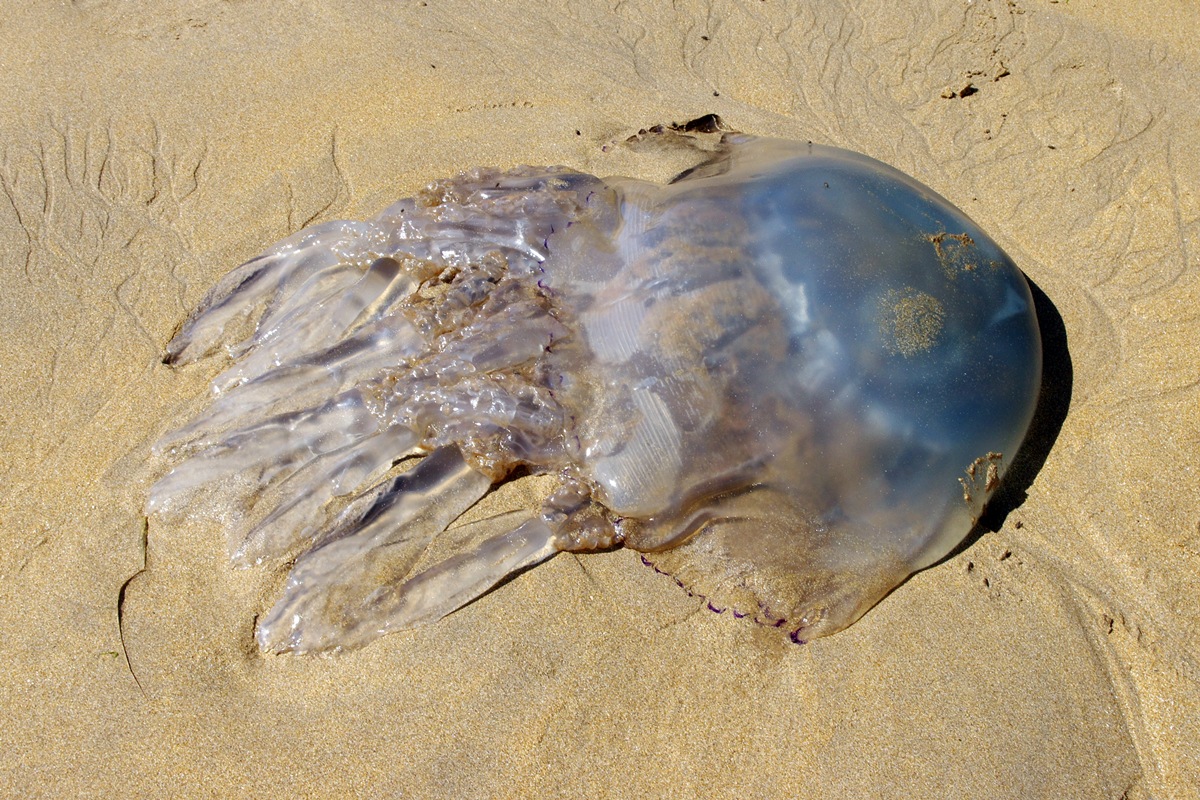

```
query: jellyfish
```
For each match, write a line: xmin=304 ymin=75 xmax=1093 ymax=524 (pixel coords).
xmin=146 ymin=126 xmax=1042 ymax=653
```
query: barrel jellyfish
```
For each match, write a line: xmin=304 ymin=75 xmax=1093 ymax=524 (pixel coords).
xmin=146 ymin=127 xmax=1042 ymax=654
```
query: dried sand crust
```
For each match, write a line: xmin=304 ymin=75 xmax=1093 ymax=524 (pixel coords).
xmin=0 ymin=1 xmax=1196 ymax=797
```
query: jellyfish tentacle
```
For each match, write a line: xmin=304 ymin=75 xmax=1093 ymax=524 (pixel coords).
xmin=337 ymin=516 xmax=562 ymax=638
xmin=255 ymin=445 xmax=494 ymax=654
xmin=233 ymin=424 xmax=421 ymax=567
xmin=257 ymin=513 xmax=564 ymax=654
xmin=256 ymin=477 xmax=621 ymax=654
xmin=215 ymin=255 xmax=422 ymax=391
xmin=232 ymin=260 xmax=360 ymax=359
xmin=146 ymin=387 xmax=381 ymax=514
xmin=166 ymin=220 xmax=380 ymax=366
xmin=158 ymin=317 xmax=426 ymax=454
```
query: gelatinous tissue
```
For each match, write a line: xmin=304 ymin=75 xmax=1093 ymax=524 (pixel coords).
xmin=147 ymin=129 xmax=1042 ymax=653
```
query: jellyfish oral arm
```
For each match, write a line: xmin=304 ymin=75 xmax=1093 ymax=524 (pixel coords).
xmin=253 ymin=459 xmax=615 ymax=654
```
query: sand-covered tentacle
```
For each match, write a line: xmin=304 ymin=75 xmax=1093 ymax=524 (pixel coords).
xmin=155 ymin=317 xmax=426 ymax=455
xmin=146 ymin=387 xmax=381 ymax=515
xmin=258 ymin=512 xmax=563 ymax=653
xmin=233 ymin=424 xmax=421 ymax=567
xmin=255 ymin=445 xmax=498 ymax=653
xmin=312 ymin=517 xmax=562 ymax=644
xmin=213 ymin=254 xmax=422 ymax=391
xmin=165 ymin=220 xmax=382 ymax=366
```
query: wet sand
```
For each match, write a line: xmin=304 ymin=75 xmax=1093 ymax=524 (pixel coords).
xmin=1 ymin=1 xmax=1197 ymax=797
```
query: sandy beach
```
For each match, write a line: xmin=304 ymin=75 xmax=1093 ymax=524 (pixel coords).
xmin=1 ymin=1 xmax=1197 ymax=796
